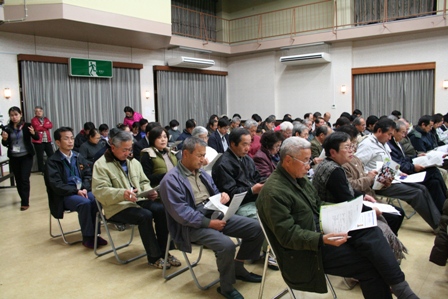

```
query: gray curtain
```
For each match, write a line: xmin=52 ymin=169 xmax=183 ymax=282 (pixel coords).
xmin=156 ymin=70 xmax=226 ymax=130
xmin=354 ymin=69 xmax=434 ymax=124
xmin=354 ymin=0 xmax=435 ymax=24
xmin=20 ymin=61 xmax=140 ymax=133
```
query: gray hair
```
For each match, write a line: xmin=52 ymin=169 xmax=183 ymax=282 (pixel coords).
xmin=302 ymin=119 xmax=312 ymax=126
xmin=231 ymin=116 xmax=241 ymax=124
xmin=292 ymin=123 xmax=308 ymax=136
xmin=183 ymin=137 xmax=207 ymax=153
xmin=192 ymin=126 xmax=208 ymax=137
xmin=279 ymin=121 xmax=293 ymax=131
xmin=279 ymin=137 xmax=311 ymax=161
xmin=243 ymin=119 xmax=258 ymax=129
xmin=34 ymin=105 xmax=43 ymax=110
xmin=352 ymin=117 xmax=364 ymax=126
xmin=110 ymin=131 xmax=133 ymax=147
xmin=395 ymin=120 xmax=407 ymax=131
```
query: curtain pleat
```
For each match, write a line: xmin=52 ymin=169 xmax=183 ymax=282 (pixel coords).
xmin=20 ymin=61 xmax=140 ymax=133
xmin=354 ymin=69 xmax=434 ymax=124
xmin=156 ymin=70 xmax=226 ymax=129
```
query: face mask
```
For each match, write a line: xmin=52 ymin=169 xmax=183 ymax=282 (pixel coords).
xmin=173 ymin=126 xmax=178 ymax=131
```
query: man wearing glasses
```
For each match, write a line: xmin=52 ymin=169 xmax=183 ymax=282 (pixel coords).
xmin=257 ymin=137 xmax=418 ymax=299
xmin=92 ymin=130 xmax=180 ymax=269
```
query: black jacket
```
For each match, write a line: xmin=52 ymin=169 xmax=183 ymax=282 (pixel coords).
xmin=208 ymin=130 xmax=229 ymax=154
xmin=45 ymin=150 xmax=92 ymax=219
xmin=132 ymin=137 xmax=149 ymax=161
xmin=1 ymin=122 xmax=39 ymax=157
xmin=212 ymin=149 xmax=261 ymax=206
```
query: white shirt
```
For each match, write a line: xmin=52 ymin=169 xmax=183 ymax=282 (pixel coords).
xmin=355 ymin=135 xmax=392 ymax=172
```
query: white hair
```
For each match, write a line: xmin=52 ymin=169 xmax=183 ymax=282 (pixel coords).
xmin=279 ymin=121 xmax=293 ymax=131
xmin=279 ymin=137 xmax=310 ymax=160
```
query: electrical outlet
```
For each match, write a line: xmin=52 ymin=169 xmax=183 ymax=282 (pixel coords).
xmin=331 ymin=104 xmax=336 ymax=109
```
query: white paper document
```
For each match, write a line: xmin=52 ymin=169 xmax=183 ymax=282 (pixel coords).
xmin=204 ymin=192 xmax=247 ymax=221
xmin=394 ymin=171 xmax=426 ymax=184
xmin=412 ymin=151 xmax=446 ymax=168
xmin=136 ymin=185 xmax=160 ymax=200
xmin=362 ymin=201 xmax=402 ymax=216
xmin=320 ymin=196 xmax=377 ymax=234
xmin=203 ymin=153 xmax=222 ymax=172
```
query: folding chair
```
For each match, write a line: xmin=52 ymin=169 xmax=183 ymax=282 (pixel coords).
xmin=93 ymin=199 xmax=147 ymax=264
xmin=256 ymin=212 xmax=337 ymax=299
xmin=49 ymin=211 xmax=82 ymax=245
xmin=385 ymin=197 xmax=417 ymax=219
xmin=162 ymin=233 xmax=220 ymax=290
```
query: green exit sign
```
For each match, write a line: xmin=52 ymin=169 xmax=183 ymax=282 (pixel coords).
xmin=69 ymin=58 xmax=113 ymax=78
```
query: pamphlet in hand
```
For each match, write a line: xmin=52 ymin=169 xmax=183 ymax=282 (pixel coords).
xmin=204 ymin=191 xmax=247 ymax=221
xmin=136 ymin=185 xmax=160 ymax=200
xmin=320 ymin=196 xmax=377 ymax=234
xmin=372 ymin=158 xmax=400 ymax=190
xmin=362 ymin=201 xmax=401 ymax=216
xmin=394 ymin=171 xmax=426 ymax=184
xmin=412 ymin=151 xmax=446 ymax=168
xmin=203 ymin=153 xmax=223 ymax=172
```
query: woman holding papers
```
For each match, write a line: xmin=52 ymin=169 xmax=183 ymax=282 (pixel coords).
xmin=141 ymin=127 xmax=178 ymax=188
xmin=389 ymin=121 xmax=446 ymax=213
xmin=313 ymin=132 xmax=407 ymax=260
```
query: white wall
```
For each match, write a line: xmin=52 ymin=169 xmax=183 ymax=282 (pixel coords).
xmin=227 ymin=30 xmax=448 ymax=122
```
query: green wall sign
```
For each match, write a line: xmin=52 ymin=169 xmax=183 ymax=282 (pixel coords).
xmin=69 ymin=58 xmax=113 ymax=78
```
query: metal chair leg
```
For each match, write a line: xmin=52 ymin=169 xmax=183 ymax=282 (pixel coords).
xmin=49 ymin=212 xmax=82 ymax=245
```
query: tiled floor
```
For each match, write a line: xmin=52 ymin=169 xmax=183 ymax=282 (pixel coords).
xmin=0 ymin=173 xmax=447 ymax=298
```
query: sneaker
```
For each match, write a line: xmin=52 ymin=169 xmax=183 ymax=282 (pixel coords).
xmin=149 ymin=258 xmax=170 ymax=269
xmin=167 ymin=254 xmax=181 ymax=267
xmin=268 ymin=255 xmax=279 ymax=271
xmin=96 ymin=236 xmax=108 ymax=246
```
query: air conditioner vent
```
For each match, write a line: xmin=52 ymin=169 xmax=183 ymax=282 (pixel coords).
xmin=167 ymin=56 xmax=215 ymax=69
xmin=279 ymin=52 xmax=331 ymax=66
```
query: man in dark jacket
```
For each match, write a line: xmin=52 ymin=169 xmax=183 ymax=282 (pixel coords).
xmin=208 ymin=118 xmax=230 ymax=153
xmin=389 ymin=121 xmax=446 ymax=213
xmin=257 ymin=137 xmax=418 ymax=299
xmin=74 ymin=122 xmax=95 ymax=152
xmin=45 ymin=126 xmax=107 ymax=249
xmin=212 ymin=128 xmax=264 ymax=219
xmin=176 ymin=119 xmax=196 ymax=150
xmin=408 ymin=115 xmax=435 ymax=153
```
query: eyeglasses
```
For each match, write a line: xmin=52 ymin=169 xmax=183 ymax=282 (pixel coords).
xmin=341 ymin=143 xmax=357 ymax=151
xmin=289 ymin=155 xmax=312 ymax=166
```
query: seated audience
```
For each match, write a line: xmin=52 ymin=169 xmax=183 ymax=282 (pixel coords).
xmin=333 ymin=116 xmax=351 ymax=129
xmin=160 ymin=137 xmax=264 ymax=299
xmin=79 ymin=128 xmax=104 ymax=163
xmin=230 ymin=116 xmax=241 ymax=132
xmin=46 ymin=127 xmax=106 ymax=249
xmin=192 ymin=126 xmax=218 ymax=168
xmin=139 ymin=118 xmax=149 ymax=140
xmin=208 ymin=118 xmax=230 ymax=154
xmin=251 ymin=113 xmax=262 ymax=125
xmin=131 ymin=121 xmax=142 ymax=142
xmin=365 ymin=115 xmax=378 ymax=135
xmin=408 ymin=115 xmax=436 ymax=153
xmin=176 ymin=119 xmax=196 ymax=150
xmin=212 ymin=128 xmax=264 ymax=219
xmin=244 ymin=119 xmax=261 ymax=157
xmin=353 ymin=117 xmax=367 ymax=142
xmin=122 ymin=106 xmax=143 ymax=128
xmin=259 ymin=115 xmax=276 ymax=133
xmin=310 ymin=125 xmax=332 ymax=164
xmin=256 ymin=137 xmax=418 ymax=299
xmin=356 ymin=118 xmax=441 ymax=229
xmin=389 ymin=121 xmax=446 ymax=212
xmin=323 ymin=112 xmax=332 ymax=127
xmin=292 ymin=122 xmax=309 ymax=139
xmin=74 ymin=122 xmax=95 ymax=152
xmin=140 ymin=126 xmax=178 ymax=188
xmin=98 ymin=123 xmax=109 ymax=142
xmin=93 ymin=128 xmax=120 ymax=163
xmin=253 ymin=130 xmax=284 ymax=177
xmin=278 ymin=121 xmax=293 ymax=139
xmin=206 ymin=116 xmax=218 ymax=136
xmin=436 ymin=113 xmax=448 ymax=145
xmin=92 ymin=131 xmax=180 ymax=269
xmin=167 ymin=119 xmax=181 ymax=143
xmin=133 ymin=122 xmax=161 ymax=161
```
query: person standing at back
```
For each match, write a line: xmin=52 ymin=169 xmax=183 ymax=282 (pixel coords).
xmin=1 ymin=106 xmax=39 ymax=211
xmin=31 ymin=105 xmax=54 ymax=174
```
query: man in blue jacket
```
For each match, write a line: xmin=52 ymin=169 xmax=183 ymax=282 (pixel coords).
xmin=160 ymin=137 xmax=264 ymax=299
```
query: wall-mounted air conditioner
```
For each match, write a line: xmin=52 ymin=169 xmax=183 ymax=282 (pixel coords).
xmin=279 ymin=52 xmax=331 ymax=66
xmin=167 ymin=56 xmax=215 ymax=69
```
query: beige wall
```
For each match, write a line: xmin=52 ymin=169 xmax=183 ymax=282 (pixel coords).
xmin=5 ymin=0 xmax=171 ymax=24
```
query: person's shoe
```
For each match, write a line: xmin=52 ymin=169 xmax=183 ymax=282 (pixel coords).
xmin=217 ymin=287 xmax=244 ymax=299
xmin=20 ymin=206 xmax=29 ymax=211
xmin=268 ymin=255 xmax=279 ymax=271
xmin=149 ymin=258 xmax=170 ymax=269
xmin=82 ymin=239 xmax=95 ymax=249
xmin=235 ymin=272 xmax=262 ymax=283
xmin=167 ymin=254 xmax=181 ymax=267
xmin=96 ymin=236 xmax=108 ymax=246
